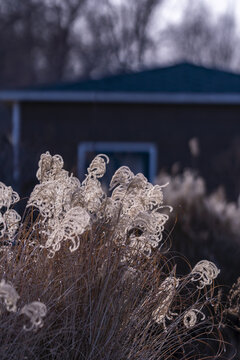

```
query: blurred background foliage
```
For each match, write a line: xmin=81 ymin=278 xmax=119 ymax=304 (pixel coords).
xmin=0 ymin=0 xmax=239 ymax=88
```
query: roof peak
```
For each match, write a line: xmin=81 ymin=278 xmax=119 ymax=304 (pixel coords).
xmin=3 ymin=62 xmax=240 ymax=95
xmin=28 ymin=62 xmax=240 ymax=91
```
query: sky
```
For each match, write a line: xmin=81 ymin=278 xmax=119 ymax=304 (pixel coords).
xmin=202 ymin=0 xmax=236 ymax=14
xmin=161 ymin=0 xmax=240 ymax=25
xmin=111 ymin=0 xmax=240 ymax=27
xmin=142 ymin=0 xmax=240 ymax=66
xmin=110 ymin=0 xmax=240 ymax=67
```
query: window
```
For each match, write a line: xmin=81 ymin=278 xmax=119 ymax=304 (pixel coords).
xmin=78 ymin=142 xmax=157 ymax=184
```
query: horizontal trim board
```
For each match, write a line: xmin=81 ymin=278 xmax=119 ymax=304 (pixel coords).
xmin=2 ymin=91 xmax=240 ymax=104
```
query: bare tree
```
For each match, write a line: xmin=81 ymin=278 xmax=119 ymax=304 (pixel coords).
xmin=0 ymin=0 xmax=87 ymax=87
xmin=38 ymin=0 xmax=87 ymax=82
xmin=1 ymin=0 xmax=239 ymax=88
xmin=165 ymin=2 xmax=238 ymax=71
xmin=73 ymin=0 xmax=164 ymax=77
xmin=0 ymin=0 xmax=165 ymax=88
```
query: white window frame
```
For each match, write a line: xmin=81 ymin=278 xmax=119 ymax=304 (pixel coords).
xmin=78 ymin=142 xmax=157 ymax=182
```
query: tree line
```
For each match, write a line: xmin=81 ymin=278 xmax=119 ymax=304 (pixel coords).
xmin=0 ymin=0 xmax=238 ymax=88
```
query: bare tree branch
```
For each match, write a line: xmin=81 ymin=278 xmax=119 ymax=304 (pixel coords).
xmin=165 ymin=2 xmax=238 ymax=71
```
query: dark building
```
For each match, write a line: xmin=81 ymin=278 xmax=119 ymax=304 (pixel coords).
xmin=1 ymin=62 xmax=240 ymax=198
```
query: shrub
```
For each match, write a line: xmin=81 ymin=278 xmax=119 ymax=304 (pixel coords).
xmin=0 ymin=152 xmax=225 ymax=359
xmin=157 ymin=169 xmax=240 ymax=357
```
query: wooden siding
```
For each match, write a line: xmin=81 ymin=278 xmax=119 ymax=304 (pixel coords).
xmin=20 ymin=101 xmax=240 ymax=199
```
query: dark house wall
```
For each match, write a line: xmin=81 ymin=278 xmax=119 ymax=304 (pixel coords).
xmin=0 ymin=105 xmax=13 ymax=185
xmin=20 ymin=101 xmax=240 ymax=199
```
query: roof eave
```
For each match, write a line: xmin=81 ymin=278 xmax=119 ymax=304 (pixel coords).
xmin=1 ymin=91 xmax=240 ymax=104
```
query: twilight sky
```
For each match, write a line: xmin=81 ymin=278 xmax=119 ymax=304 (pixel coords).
xmin=110 ymin=0 xmax=240 ymax=67
xmin=111 ymin=0 xmax=240 ymax=27
xmin=161 ymin=0 xmax=239 ymax=24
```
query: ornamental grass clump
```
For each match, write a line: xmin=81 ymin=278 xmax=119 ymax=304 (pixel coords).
xmin=156 ymin=169 xmax=240 ymax=286
xmin=0 ymin=152 xmax=226 ymax=359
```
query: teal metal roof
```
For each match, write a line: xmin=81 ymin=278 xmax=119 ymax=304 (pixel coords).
xmin=29 ymin=63 xmax=240 ymax=93
xmin=2 ymin=63 xmax=240 ymax=104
